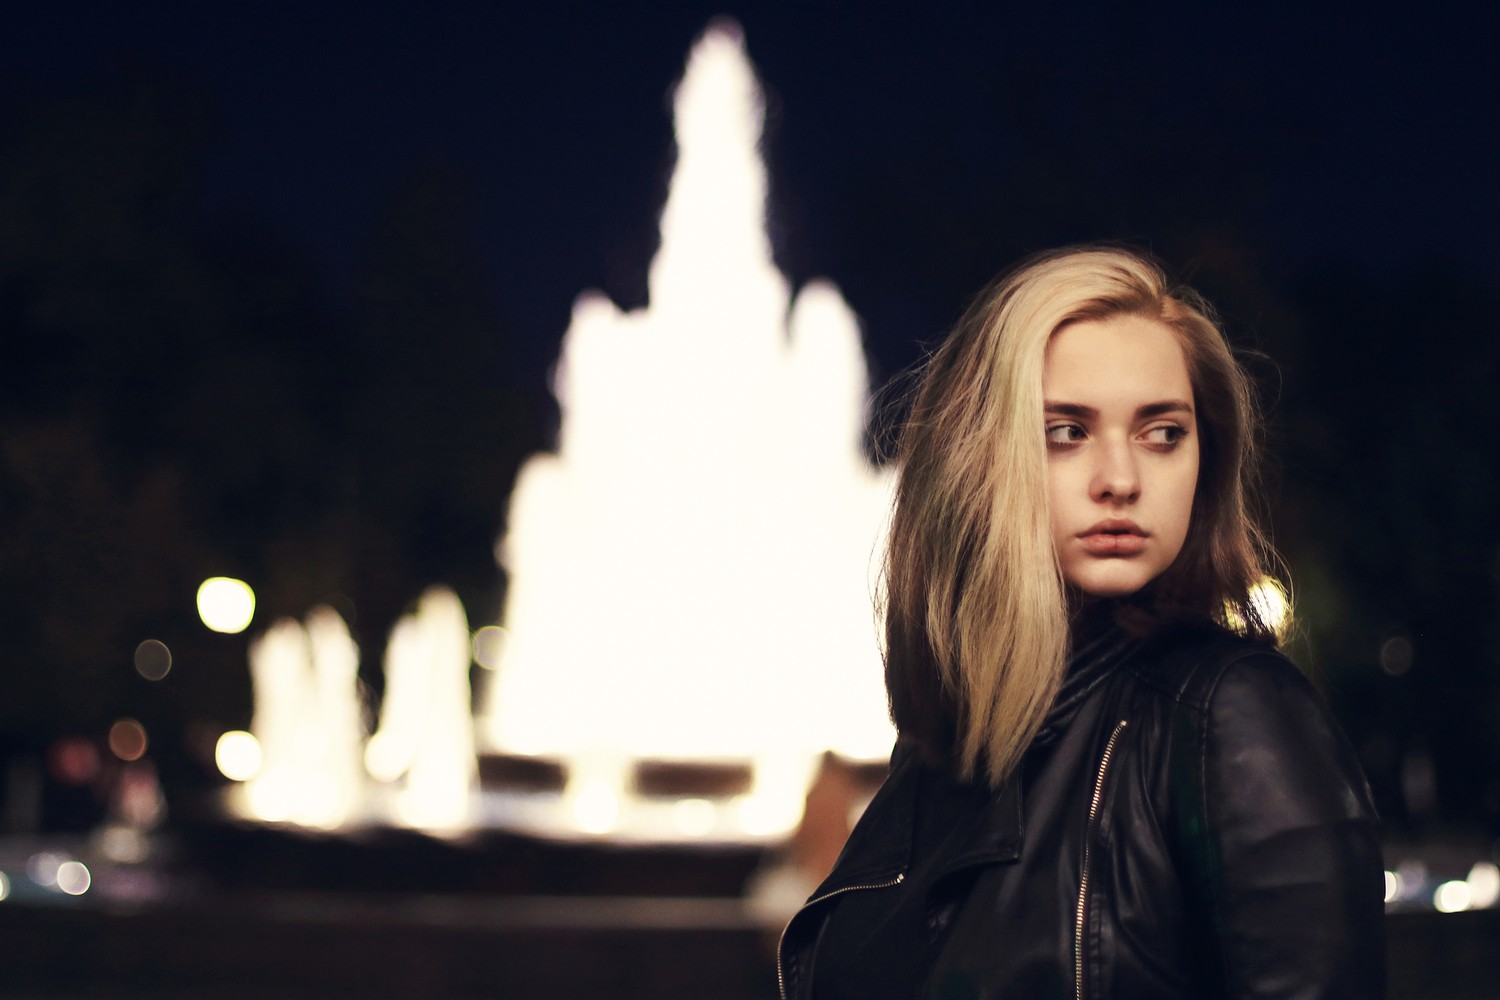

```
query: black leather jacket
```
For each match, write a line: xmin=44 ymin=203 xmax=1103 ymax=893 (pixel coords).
xmin=778 ymin=625 xmax=1385 ymax=999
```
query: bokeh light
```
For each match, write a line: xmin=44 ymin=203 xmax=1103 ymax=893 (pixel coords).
xmin=364 ymin=731 xmax=407 ymax=784
xmin=133 ymin=639 xmax=173 ymax=680
xmin=55 ymin=861 xmax=91 ymax=896
xmin=215 ymin=730 xmax=263 ymax=781
xmin=671 ymin=797 xmax=716 ymax=837
xmin=737 ymin=794 xmax=798 ymax=836
xmin=197 ymin=577 xmax=256 ymax=634
xmin=27 ymin=852 xmax=64 ymax=887
xmin=1434 ymin=880 xmax=1473 ymax=913
xmin=572 ymin=785 xmax=620 ymax=835
xmin=1379 ymin=636 xmax=1414 ymax=676
xmin=48 ymin=738 xmax=101 ymax=785
xmin=100 ymin=826 xmax=150 ymax=864
xmin=108 ymin=719 xmax=148 ymax=762
xmin=1467 ymin=861 xmax=1500 ymax=909
xmin=0 ymin=871 xmax=9 ymax=901
xmin=471 ymin=625 xmax=508 ymax=670
xmin=1247 ymin=577 xmax=1291 ymax=637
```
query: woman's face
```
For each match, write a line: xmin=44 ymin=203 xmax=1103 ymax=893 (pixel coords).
xmin=1043 ymin=314 xmax=1199 ymax=597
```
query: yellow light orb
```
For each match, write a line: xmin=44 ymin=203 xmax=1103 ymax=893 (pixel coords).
xmin=215 ymin=730 xmax=263 ymax=782
xmin=1224 ymin=576 xmax=1292 ymax=640
xmin=1247 ymin=577 xmax=1291 ymax=637
xmin=197 ymin=578 xmax=256 ymax=634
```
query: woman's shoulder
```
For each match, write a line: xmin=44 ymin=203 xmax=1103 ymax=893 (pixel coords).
xmin=1118 ymin=621 xmax=1310 ymax=717
xmin=1121 ymin=621 xmax=1376 ymax=825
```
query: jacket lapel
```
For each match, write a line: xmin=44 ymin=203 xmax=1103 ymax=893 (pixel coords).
xmin=933 ymin=772 xmax=1024 ymax=878
xmin=806 ymin=743 xmax=919 ymax=897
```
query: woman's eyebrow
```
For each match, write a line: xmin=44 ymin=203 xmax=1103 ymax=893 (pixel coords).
xmin=1136 ymin=400 xmax=1194 ymax=418
xmin=1043 ymin=400 xmax=1194 ymax=418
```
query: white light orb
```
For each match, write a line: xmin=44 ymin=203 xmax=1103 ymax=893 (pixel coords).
xmin=55 ymin=861 xmax=91 ymax=896
xmin=1434 ymin=880 xmax=1473 ymax=913
xmin=671 ymin=798 xmax=717 ymax=837
xmin=1467 ymin=861 xmax=1500 ymax=909
xmin=471 ymin=625 xmax=508 ymax=670
xmin=215 ymin=730 xmax=263 ymax=782
xmin=197 ymin=577 xmax=256 ymax=634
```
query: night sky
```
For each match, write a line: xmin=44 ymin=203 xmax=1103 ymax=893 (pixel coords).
xmin=3 ymin=2 xmax=1498 ymax=832
xmin=9 ymin=3 xmax=1495 ymax=359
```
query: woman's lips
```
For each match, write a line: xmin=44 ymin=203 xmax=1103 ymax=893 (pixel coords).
xmin=1078 ymin=521 xmax=1148 ymax=555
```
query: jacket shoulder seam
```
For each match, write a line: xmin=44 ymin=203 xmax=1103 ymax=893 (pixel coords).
xmin=1118 ymin=637 xmax=1281 ymax=715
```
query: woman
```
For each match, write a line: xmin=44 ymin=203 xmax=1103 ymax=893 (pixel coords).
xmin=777 ymin=247 xmax=1384 ymax=999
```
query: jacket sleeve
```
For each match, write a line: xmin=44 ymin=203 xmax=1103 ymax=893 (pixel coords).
xmin=1182 ymin=651 xmax=1385 ymax=999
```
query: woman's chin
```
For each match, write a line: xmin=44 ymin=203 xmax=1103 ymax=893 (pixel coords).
xmin=1065 ymin=566 xmax=1154 ymax=599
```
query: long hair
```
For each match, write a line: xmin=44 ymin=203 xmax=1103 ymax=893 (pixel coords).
xmin=883 ymin=246 xmax=1278 ymax=786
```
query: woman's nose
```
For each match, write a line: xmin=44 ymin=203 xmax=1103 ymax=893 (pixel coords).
xmin=1090 ymin=441 xmax=1140 ymax=504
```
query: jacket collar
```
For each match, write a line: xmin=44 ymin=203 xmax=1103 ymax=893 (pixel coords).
xmin=1035 ymin=619 xmax=1140 ymax=744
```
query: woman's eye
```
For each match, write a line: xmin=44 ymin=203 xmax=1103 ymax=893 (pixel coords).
xmin=1141 ymin=425 xmax=1188 ymax=447
xmin=1045 ymin=424 xmax=1085 ymax=446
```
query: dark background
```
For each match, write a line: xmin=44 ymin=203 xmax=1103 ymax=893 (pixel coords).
xmin=2 ymin=1 xmax=1497 ymax=840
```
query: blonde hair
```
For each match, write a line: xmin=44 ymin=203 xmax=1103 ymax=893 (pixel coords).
xmin=883 ymin=246 xmax=1278 ymax=786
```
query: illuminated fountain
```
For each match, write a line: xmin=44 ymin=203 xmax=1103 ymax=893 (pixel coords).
xmin=225 ymin=590 xmax=479 ymax=835
xmin=237 ymin=607 xmax=363 ymax=829
xmin=365 ymin=587 xmax=477 ymax=832
xmin=218 ymin=25 xmax=894 ymax=844
xmin=476 ymin=25 xmax=896 ymax=841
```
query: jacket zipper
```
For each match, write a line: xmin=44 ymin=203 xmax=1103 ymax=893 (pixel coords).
xmin=1075 ymin=719 xmax=1128 ymax=1000
xmin=777 ymin=872 xmax=906 ymax=1000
